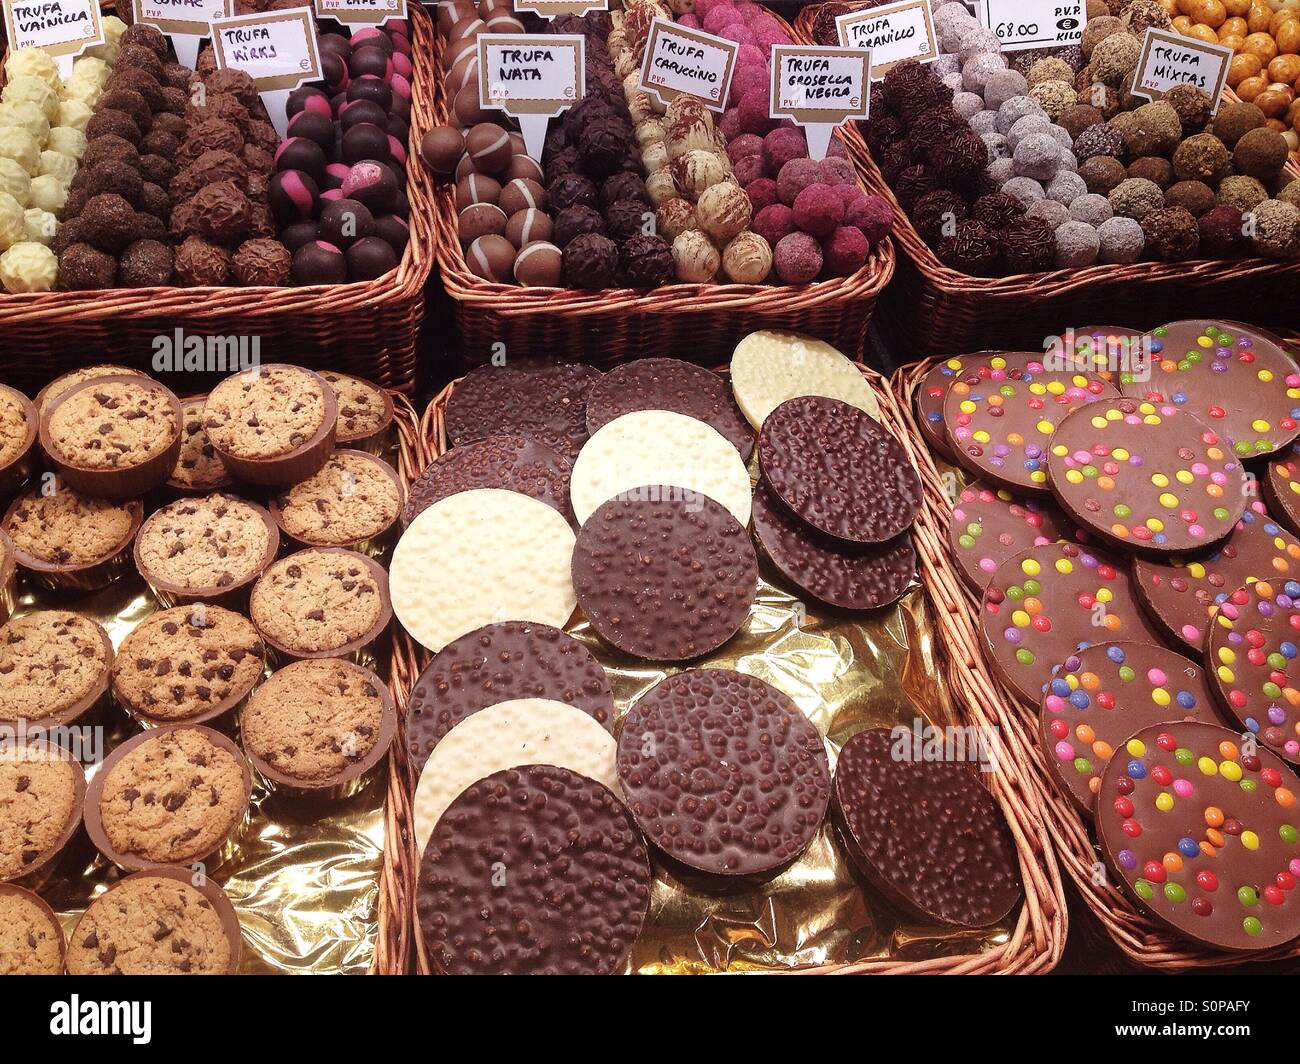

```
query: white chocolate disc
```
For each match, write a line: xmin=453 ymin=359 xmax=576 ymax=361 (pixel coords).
xmin=730 ymin=330 xmax=880 ymax=429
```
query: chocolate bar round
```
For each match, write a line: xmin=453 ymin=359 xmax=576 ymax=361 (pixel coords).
xmin=1066 ymin=325 xmax=1152 ymax=386
xmin=401 ymin=434 xmax=572 ymax=528
xmin=751 ymin=483 xmax=915 ymax=611
xmin=616 ymin=668 xmax=830 ymax=878
xmin=915 ymin=356 xmax=966 ymax=460
xmin=1134 ymin=504 xmax=1300 ymax=652
xmin=1207 ymin=579 xmax=1300 ymax=765
xmin=759 ymin=395 xmax=921 ymax=545
xmin=572 ymin=489 xmax=755 ymax=661
xmin=1047 ymin=397 xmax=1248 ymax=554
xmin=1119 ymin=321 xmax=1300 ymax=460
xmin=444 ymin=359 xmax=603 ymax=461
xmin=1096 ymin=721 xmax=1300 ymax=953
xmin=943 ymin=352 xmax=1119 ymax=495
xmin=949 ymin=481 xmax=1082 ymax=594
xmin=1040 ymin=641 xmax=1219 ymax=816
xmin=1265 ymin=441 xmax=1300 ymax=539
xmin=584 ymin=357 xmax=754 ymax=461
xmin=831 ymin=727 xmax=1022 ymax=928
xmin=404 ymin=620 xmax=612 ymax=777
xmin=981 ymin=541 xmax=1164 ymax=706
xmin=417 ymin=764 xmax=653 ymax=975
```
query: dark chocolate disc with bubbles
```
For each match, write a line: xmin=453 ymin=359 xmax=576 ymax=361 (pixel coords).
xmin=1134 ymin=503 xmax=1300 ymax=652
xmin=1096 ymin=721 xmax=1300 ymax=953
xmin=1039 ymin=641 xmax=1219 ymax=817
xmin=949 ymin=481 xmax=1082 ymax=593
xmin=416 ymin=764 xmax=652 ymax=975
xmin=405 ymin=620 xmax=613 ymax=777
xmin=915 ymin=356 xmax=967 ymax=460
xmin=1207 ymin=579 xmax=1300 ymax=765
xmin=759 ymin=395 xmax=920 ymax=545
xmin=943 ymin=352 xmax=1119 ymax=494
xmin=616 ymin=668 xmax=830 ymax=878
xmin=572 ymin=488 xmax=756 ymax=661
xmin=1047 ymin=397 xmax=1248 ymax=554
xmin=1265 ymin=441 xmax=1300 ymax=539
xmin=831 ymin=727 xmax=1022 ymax=928
xmin=402 ymin=434 xmax=572 ymax=527
xmin=1119 ymin=321 xmax=1300 ymax=461
xmin=444 ymin=358 xmax=603 ymax=460
xmin=585 ymin=357 xmax=754 ymax=460
xmin=981 ymin=541 xmax=1164 ymax=706
xmin=751 ymin=484 xmax=915 ymax=611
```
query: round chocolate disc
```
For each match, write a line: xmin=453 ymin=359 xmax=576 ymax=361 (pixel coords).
xmin=1047 ymin=397 xmax=1248 ymax=554
xmin=584 ymin=357 xmax=754 ymax=460
xmin=572 ymin=488 xmax=757 ymax=661
xmin=1134 ymin=504 xmax=1300 ymax=652
xmin=915 ymin=356 xmax=967 ymax=460
xmin=759 ymin=395 xmax=921 ymax=545
xmin=402 ymin=434 xmax=572 ymax=527
xmin=416 ymin=764 xmax=652 ymax=974
xmin=405 ymin=620 xmax=613 ymax=776
xmin=949 ymin=481 xmax=1082 ymax=593
xmin=1040 ymin=641 xmax=1219 ymax=817
xmin=1096 ymin=721 xmax=1300 ymax=953
xmin=751 ymin=484 xmax=915 ymax=611
xmin=1265 ymin=441 xmax=1300 ymax=539
xmin=444 ymin=359 xmax=603 ymax=460
xmin=616 ymin=668 xmax=830 ymax=878
xmin=1207 ymin=579 xmax=1300 ymax=765
xmin=943 ymin=352 xmax=1119 ymax=494
xmin=1119 ymin=321 xmax=1300 ymax=460
xmin=1066 ymin=325 xmax=1153 ymax=385
xmin=981 ymin=541 xmax=1165 ymax=706
xmin=831 ymin=727 xmax=1022 ymax=928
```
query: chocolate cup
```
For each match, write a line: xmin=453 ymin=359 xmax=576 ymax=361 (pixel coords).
xmin=68 ymin=865 xmax=242 ymax=975
xmin=1 ymin=738 xmax=87 ymax=885
xmin=38 ymin=375 xmax=184 ymax=501
xmin=268 ymin=450 xmax=404 ymax=559
xmin=0 ymin=384 xmax=38 ymax=501
xmin=242 ymin=662 xmax=397 ymax=799
xmin=251 ymin=548 xmax=392 ymax=666
xmin=165 ymin=394 xmax=235 ymax=495
xmin=206 ymin=365 xmax=339 ymax=486
xmin=134 ymin=497 xmax=281 ymax=610
xmin=0 ymin=528 xmax=15 ymax=627
xmin=0 ymin=617 xmax=114 ymax=731
xmin=32 ymin=364 xmax=145 ymax=416
xmin=3 ymin=493 xmax=143 ymax=593
xmin=83 ymin=723 xmax=253 ymax=874
xmin=0 ymin=881 xmax=66 ymax=973
xmin=335 ymin=386 xmax=396 ymax=457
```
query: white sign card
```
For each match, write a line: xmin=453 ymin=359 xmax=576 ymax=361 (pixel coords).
xmin=313 ymin=0 xmax=407 ymax=27
xmin=478 ymin=33 xmax=585 ymax=160
xmin=769 ymin=45 xmax=870 ymax=161
xmin=1130 ymin=27 xmax=1233 ymax=112
xmin=835 ymin=0 xmax=938 ymax=81
xmin=637 ymin=17 xmax=738 ymax=111
xmin=982 ymin=0 xmax=1085 ymax=52
xmin=211 ymin=7 xmax=323 ymax=138
xmin=1 ymin=0 xmax=104 ymax=77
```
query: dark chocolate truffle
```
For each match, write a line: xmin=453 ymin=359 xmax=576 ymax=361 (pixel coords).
xmin=345 ymin=236 xmax=399 ymax=280
xmin=601 ymin=171 xmax=648 ymax=208
xmin=287 ymin=110 xmax=335 ymax=155
xmin=548 ymin=173 xmax=599 ymax=212
xmin=619 ymin=233 xmax=673 ymax=288
xmin=86 ymin=109 xmax=142 ymax=145
xmin=118 ymin=238 xmax=173 ymax=287
xmin=233 ymin=238 xmax=292 ymax=286
xmin=373 ymin=214 xmax=409 ymax=256
xmin=553 ymin=204 xmax=605 ymax=248
xmin=274 ymin=137 xmax=328 ymax=182
xmin=562 ymin=232 xmax=618 ymax=289
xmin=319 ymin=198 xmax=375 ymax=249
xmin=174 ymin=236 xmax=232 ymax=286
xmin=343 ymin=124 xmax=392 ymax=166
xmin=281 ymin=221 xmax=321 ymax=253
xmin=340 ymin=161 xmax=399 ymax=214
xmin=138 ymin=154 xmax=176 ymax=189
xmin=97 ymin=88 xmax=151 ymax=132
xmin=81 ymin=135 xmax=139 ymax=171
xmin=79 ymin=193 xmax=140 ymax=254
xmin=268 ymin=170 xmax=320 ymax=224
xmin=291 ymin=241 xmax=347 ymax=285
xmin=1141 ymin=206 xmax=1200 ymax=261
xmin=73 ymin=161 xmax=143 ymax=204
xmin=606 ymin=197 xmax=651 ymax=243
xmin=105 ymin=67 xmax=164 ymax=112
xmin=57 ymin=243 xmax=116 ymax=290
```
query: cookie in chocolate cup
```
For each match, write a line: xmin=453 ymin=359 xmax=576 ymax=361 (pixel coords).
xmin=0 ymin=611 xmax=113 ymax=730
xmin=66 ymin=865 xmax=242 ymax=974
xmin=38 ymin=375 xmax=183 ymax=500
xmin=269 ymin=450 xmax=403 ymax=557
xmin=317 ymin=371 xmax=395 ymax=454
xmin=33 ymin=364 xmax=147 ymax=416
xmin=240 ymin=657 xmax=395 ymax=798
xmin=84 ymin=724 xmax=252 ymax=873
xmin=0 ymin=383 xmax=37 ymax=500
xmin=202 ymin=363 xmax=338 ymax=485
xmin=0 ymin=738 xmax=86 ymax=886
xmin=0 ymin=882 xmax=65 ymax=974
xmin=167 ymin=395 xmax=234 ymax=494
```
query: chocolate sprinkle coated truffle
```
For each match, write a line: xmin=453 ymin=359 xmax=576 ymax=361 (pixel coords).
xmin=938 ymin=220 xmax=1001 ymax=276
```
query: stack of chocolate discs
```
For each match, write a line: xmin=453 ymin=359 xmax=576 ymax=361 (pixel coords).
xmin=918 ymin=320 xmax=1300 ymax=954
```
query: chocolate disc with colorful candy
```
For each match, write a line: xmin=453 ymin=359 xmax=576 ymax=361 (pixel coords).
xmin=1265 ymin=441 xmax=1300 ymax=539
xmin=943 ymin=352 xmax=1118 ymax=495
xmin=1039 ymin=641 xmax=1219 ymax=817
xmin=981 ymin=541 xmax=1164 ymax=706
xmin=1062 ymin=325 xmax=1153 ymax=385
xmin=1047 ymin=397 xmax=1248 ymax=554
xmin=1096 ymin=721 xmax=1300 ymax=953
xmin=949 ymin=481 xmax=1081 ymax=593
xmin=1118 ymin=321 xmax=1300 ymax=460
xmin=914 ymin=356 xmax=966 ymax=460
xmin=1207 ymin=579 xmax=1300 ymax=765
xmin=1134 ymin=503 xmax=1300 ymax=652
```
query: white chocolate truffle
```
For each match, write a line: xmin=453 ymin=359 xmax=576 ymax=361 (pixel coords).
xmin=0 ymin=126 xmax=40 ymax=175
xmin=0 ymin=241 xmax=57 ymax=292
xmin=635 ymin=118 xmax=666 ymax=150
xmin=646 ymin=167 xmax=677 ymax=207
xmin=4 ymin=50 xmax=59 ymax=90
xmin=0 ymin=101 xmax=50 ymax=143
xmin=69 ymin=57 xmax=108 ymax=88
xmin=671 ymin=228 xmax=721 ymax=283
xmin=27 ymin=174 xmax=66 ymax=214
xmin=0 ymin=160 xmax=31 ymax=207
xmin=642 ymin=142 xmax=669 ymax=174
xmin=63 ymin=80 xmax=102 ymax=109
xmin=55 ymin=98 xmax=91 ymax=132
xmin=103 ymin=13 xmax=127 ymax=41
xmin=46 ymin=127 xmax=86 ymax=160
xmin=2 ymin=76 xmax=59 ymax=121
xmin=38 ymin=149 xmax=76 ymax=186
xmin=23 ymin=207 xmax=56 ymax=244
xmin=0 ymin=191 xmax=25 ymax=249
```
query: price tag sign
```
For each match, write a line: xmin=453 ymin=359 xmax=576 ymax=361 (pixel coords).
xmin=2 ymin=0 xmax=104 ymax=75
xmin=769 ymin=45 xmax=869 ymax=161
xmin=478 ymin=33 xmax=585 ymax=159
xmin=835 ymin=0 xmax=938 ymax=81
xmin=982 ymin=0 xmax=1084 ymax=52
xmin=514 ymin=0 xmax=608 ymax=18
xmin=133 ymin=0 xmax=232 ymax=70
xmin=313 ymin=0 xmax=406 ymax=27
xmin=637 ymin=17 xmax=738 ymax=111
xmin=1130 ymin=27 xmax=1232 ymax=112
xmin=211 ymin=7 xmax=322 ymax=137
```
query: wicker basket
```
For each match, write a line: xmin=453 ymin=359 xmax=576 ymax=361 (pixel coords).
xmin=0 ymin=4 xmax=438 ymax=396
xmin=432 ymin=12 xmax=895 ymax=368
xmin=795 ymin=4 xmax=1300 ymax=359
xmin=890 ymin=358 xmax=1300 ymax=971
xmin=386 ymin=364 xmax=1067 ymax=975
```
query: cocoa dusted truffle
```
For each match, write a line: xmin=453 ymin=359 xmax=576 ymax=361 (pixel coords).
xmin=1127 ymin=156 xmax=1172 ymax=190
xmin=118 ymin=45 xmax=166 ymax=83
xmin=562 ymin=231 xmax=618 ymax=289
xmin=233 ymin=238 xmax=291 ymax=286
xmin=106 ymin=68 xmax=165 ymax=113
xmin=121 ymin=23 xmax=168 ymax=57
xmin=79 ymin=193 xmax=140 ymax=254
xmin=174 ymin=236 xmax=232 ymax=286
xmin=97 ymin=89 xmax=151 ymax=132
xmin=619 ymin=232 xmax=672 ymax=288
xmin=189 ymin=180 xmax=252 ymax=245
xmin=82 ymin=135 xmax=140 ymax=171
xmin=1141 ymin=206 xmax=1199 ymax=261
xmin=1164 ymin=180 xmax=1215 ymax=218
xmin=57 ymin=243 xmax=116 ymax=289
xmin=86 ymin=109 xmax=142 ymax=145
xmin=74 ymin=161 xmax=143 ymax=204
xmin=1198 ymin=205 xmax=1247 ymax=258
xmin=118 ymin=238 xmax=173 ymax=287
xmin=938 ymin=220 xmax=1001 ymax=276
xmin=139 ymin=182 xmax=169 ymax=221
xmin=1249 ymin=200 xmax=1300 ymax=258
xmin=139 ymin=154 xmax=176 ymax=190
xmin=999 ymin=216 xmax=1056 ymax=273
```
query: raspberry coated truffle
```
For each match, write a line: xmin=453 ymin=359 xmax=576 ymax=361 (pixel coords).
xmin=773 ymin=231 xmax=822 ymax=284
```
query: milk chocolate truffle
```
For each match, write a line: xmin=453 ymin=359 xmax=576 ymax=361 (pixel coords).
xmin=174 ymin=236 xmax=232 ymax=287
xmin=513 ymin=240 xmax=562 ymax=287
xmin=178 ymin=119 xmax=243 ymax=165
xmin=562 ymin=232 xmax=618 ymax=289
xmin=233 ymin=238 xmax=291 ymax=286
xmin=170 ymin=150 xmax=247 ymax=203
xmin=190 ymin=180 xmax=251 ymax=245
xmin=118 ymin=239 xmax=172 ymax=287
